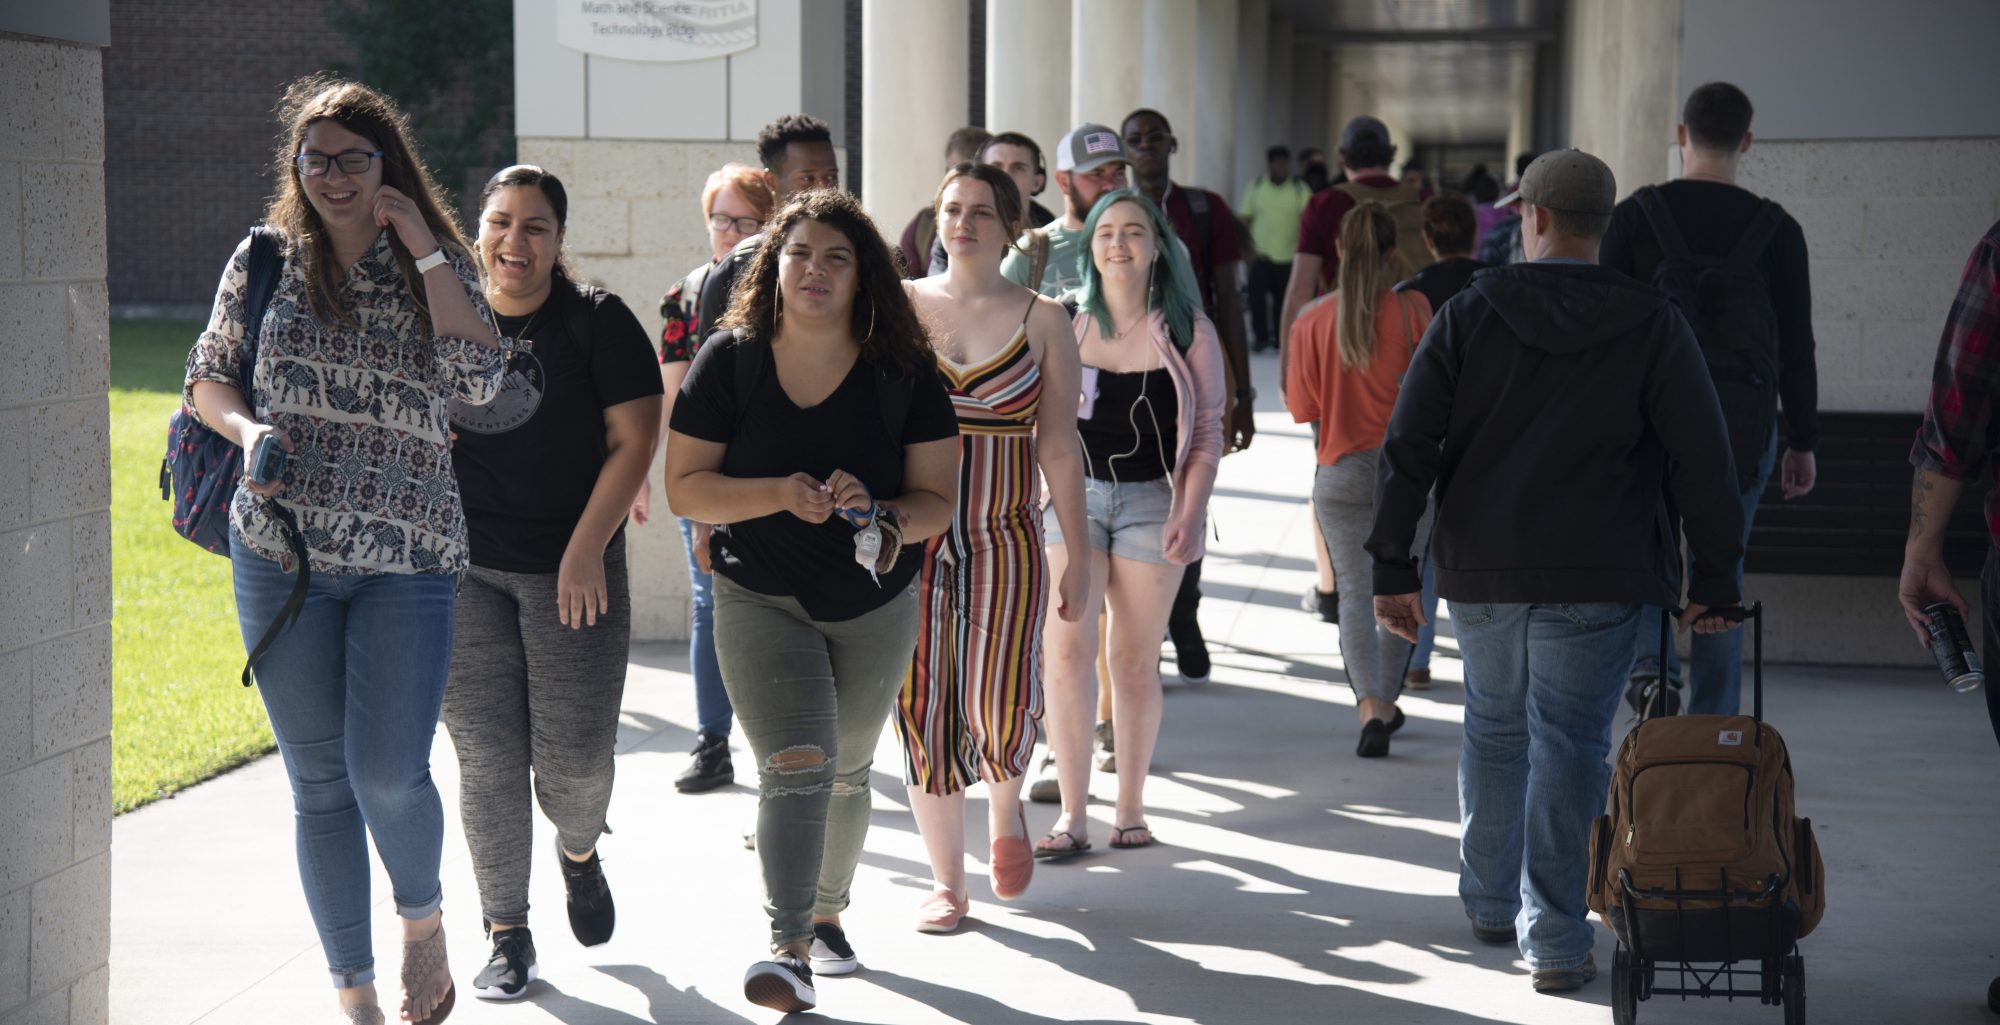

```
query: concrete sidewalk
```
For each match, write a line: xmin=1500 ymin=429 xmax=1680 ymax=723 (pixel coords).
xmin=110 ymin=353 xmax=2000 ymax=1024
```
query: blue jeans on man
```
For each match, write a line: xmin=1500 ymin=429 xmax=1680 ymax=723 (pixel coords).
xmin=1451 ymin=599 xmax=1641 ymax=970
xmin=1632 ymin=431 xmax=1778 ymax=715
xmin=230 ymin=534 xmax=458 ymax=988
xmin=679 ymin=517 xmax=734 ymax=736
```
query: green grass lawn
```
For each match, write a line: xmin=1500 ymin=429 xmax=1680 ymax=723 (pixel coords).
xmin=112 ymin=319 xmax=274 ymax=813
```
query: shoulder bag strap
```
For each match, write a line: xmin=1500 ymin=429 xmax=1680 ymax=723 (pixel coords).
xmin=1632 ymin=186 xmax=1692 ymax=262
xmin=240 ymin=502 xmax=311 ymax=687
xmin=1726 ymin=200 xmax=1785 ymax=269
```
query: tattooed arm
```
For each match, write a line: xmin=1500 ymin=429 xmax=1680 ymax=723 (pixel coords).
xmin=1898 ymin=466 xmax=1968 ymax=647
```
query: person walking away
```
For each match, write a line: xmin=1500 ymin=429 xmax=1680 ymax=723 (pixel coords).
xmin=663 ymin=191 xmax=959 ymax=1013
xmin=1897 ymin=218 xmax=2000 ymax=1013
xmin=444 ymin=165 xmax=663 ymax=1000
xmin=1032 ymin=190 xmax=1225 ymax=861
xmin=642 ymin=163 xmax=777 ymax=793
xmin=897 ymin=163 xmax=1089 ymax=930
xmin=1000 ymin=123 xmax=1129 ymax=301
xmin=1391 ymin=194 xmax=1489 ymax=690
xmin=1286 ymin=202 xmax=1434 ymax=756
xmin=1601 ymin=81 xmax=1819 ymax=716
xmin=1477 ymin=152 xmax=1540 ymax=266
xmin=1368 ymin=150 xmax=1747 ymax=994
xmin=1241 ymin=145 xmax=1313 ymax=354
xmin=184 ymin=76 xmax=503 ymax=1025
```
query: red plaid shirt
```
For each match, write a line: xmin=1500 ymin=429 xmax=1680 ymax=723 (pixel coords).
xmin=1913 ymin=219 xmax=2000 ymax=542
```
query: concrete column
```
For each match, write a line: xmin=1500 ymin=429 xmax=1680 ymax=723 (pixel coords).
xmin=1505 ymin=49 xmax=1536 ymax=169
xmin=1291 ymin=42 xmax=1328 ymax=152
xmin=1232 ymin=0 xmax=1269 ymax=193
xmin=1071 ymin=0 xmax=1144 ymax=129
xmin=1141 ymin=0 xmax=1197 ymax=181
xmin=985 ymin=0 xmax=1071 ymax=154
xmin=1563 ymin=0 xmax=1681 ymax=199
xmin=1193 ymin=0 xmax=1238 ymax=193
xmin=1264 ymin=17 xmax=1294 ymax=149
xmin=862 ymin=0 xmax=969 ymax=221
xmin=0 ymin=22 xmax=114 ymax=1025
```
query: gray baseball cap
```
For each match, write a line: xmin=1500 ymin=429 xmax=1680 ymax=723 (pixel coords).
xmin=1494 ymin=148 xmax=1616 ymax=215
xmin=1055 ymin=123 xmax=1126 ymax=173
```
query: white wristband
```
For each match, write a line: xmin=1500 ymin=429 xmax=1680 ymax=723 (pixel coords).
xmin=413 ymin=248 xmax=448 ymax=275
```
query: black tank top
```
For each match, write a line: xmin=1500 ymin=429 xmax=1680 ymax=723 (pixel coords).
xmin=1078 ymin=367 xmax=1178 ymax=482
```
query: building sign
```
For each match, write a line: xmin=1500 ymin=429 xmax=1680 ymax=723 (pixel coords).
xmin=556 ymin=0 xmax=757 ymax=62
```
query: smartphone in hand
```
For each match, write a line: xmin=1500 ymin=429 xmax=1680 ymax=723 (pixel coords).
xmin=248 ymin=433 xmax=287 ymax=487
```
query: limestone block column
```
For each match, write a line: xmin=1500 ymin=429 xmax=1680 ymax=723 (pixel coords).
xmin=1193 ymin=0 xmax=1238 ymax=194
xmin=986 ymin=0 xmax=1071 ymax=154
xmin=1232 ymin=0 xmax=1270 ymax=192
xmin=1141 ymin=0 xmax=1197 ymax=180
xmin=1070 ymin=0 xmax=1144 ymax=129
xmin=1264 ymin=17 xmax=1294 ymax=149
xmin=1505 ymin=49 xmax=1536 ymax=168
xmin=862 ymin=0 xmax=969 ymax=224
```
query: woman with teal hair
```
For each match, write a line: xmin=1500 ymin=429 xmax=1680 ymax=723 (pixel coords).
xmin=1033 ymin=189 xmax=1225 ymax=858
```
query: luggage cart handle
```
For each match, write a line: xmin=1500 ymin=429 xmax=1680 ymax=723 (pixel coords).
xmin=1660 ymin=602 xmax=1765 ymax=722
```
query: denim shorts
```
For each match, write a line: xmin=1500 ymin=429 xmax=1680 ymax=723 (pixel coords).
xmin=1045 ymin=477 xmax=1173 ymax=565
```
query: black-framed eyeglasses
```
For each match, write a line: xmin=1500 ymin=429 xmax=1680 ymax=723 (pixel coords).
xmin=295 ymin=150 xmax=385 ymax=176
xmin=708 ymin=212 xmax=763 ymax=235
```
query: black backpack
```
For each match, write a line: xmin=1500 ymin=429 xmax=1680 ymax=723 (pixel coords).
xmin=1633 ymin=186 xmax=1784 ymax=488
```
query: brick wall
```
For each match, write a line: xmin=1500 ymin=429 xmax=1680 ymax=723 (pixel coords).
xmin=0 ymin=32 xmax=114 ymax=1025
xmin=1735 ymin=137 xmax=2000 ymax=414
xmin=102 ymin=0 xmax=514 ymax=308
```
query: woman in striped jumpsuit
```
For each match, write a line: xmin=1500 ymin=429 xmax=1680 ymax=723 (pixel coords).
xmin=897 ymin=163 xmax=1088 ymax=931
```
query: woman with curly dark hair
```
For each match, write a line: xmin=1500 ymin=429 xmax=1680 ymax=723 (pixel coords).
xmin=663 ymin=189 xmax=960 ymax=1013
xmin=183 ymin=77 xmax=501 ymax=1025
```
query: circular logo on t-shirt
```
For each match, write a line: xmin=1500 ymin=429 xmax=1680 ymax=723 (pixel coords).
xmin=450 ymin=349 xmax=545 ymax=434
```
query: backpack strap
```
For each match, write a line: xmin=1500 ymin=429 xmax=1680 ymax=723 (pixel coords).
xmin=240 ymin=226 xmax=284 ymax=405
xmin=1185 ymin=187 xmax=1213 ymax=263
xmin=1727 ymin=200 xmax=1785 ymax=268
xmin=876 ymin=361 xmax=914 ymax=443
xmin=1025 ymin=228 xmax=1051 ymax=293
xmin=728 ymin=329 xmax=764 ymax=428
xmin=1632 ymin=186 xmax=1693 ymax=263
xmin=240 ymin=502 xmax=311 ymax=687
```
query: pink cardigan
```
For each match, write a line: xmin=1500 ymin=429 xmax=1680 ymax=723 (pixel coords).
xmin=1071 ymin=308 xmax=1227 ymax=559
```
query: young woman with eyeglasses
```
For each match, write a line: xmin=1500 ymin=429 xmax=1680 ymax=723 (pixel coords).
xmin=183 ymin=77 xmax=501 ymax=1025
xmin=640 ymin=163 xmax=776 ymax=794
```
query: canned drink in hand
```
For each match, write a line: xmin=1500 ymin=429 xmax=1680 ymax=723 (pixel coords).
xmin=1923 ymin=602 xmax=1984 ymax=693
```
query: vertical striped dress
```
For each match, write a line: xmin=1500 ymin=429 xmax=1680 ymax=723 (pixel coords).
xmin=897 ymin=305 xmax=1047 ymax=794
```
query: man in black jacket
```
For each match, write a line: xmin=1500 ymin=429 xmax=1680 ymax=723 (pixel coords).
xmin=1367 ymin=150 xmax=1747 ymax=995
xmin=696 ymin=114 xmax=841 ymax=341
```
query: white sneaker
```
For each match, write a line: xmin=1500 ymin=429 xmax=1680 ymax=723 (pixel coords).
xmin=1027 ymin=752 xmax=1060 ymax=803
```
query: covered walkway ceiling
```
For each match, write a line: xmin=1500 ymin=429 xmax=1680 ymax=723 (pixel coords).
xmin=1273 ymin=0 xmax=1559 ymax=144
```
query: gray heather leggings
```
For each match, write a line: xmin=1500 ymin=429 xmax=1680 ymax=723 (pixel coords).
xmin=440 ymin=535 xmax=629 ymax=928
xmin=1313 ymin=450 xmax=1433 ymax=704
xmin=713 ymin=574 xmax=919 ymax=952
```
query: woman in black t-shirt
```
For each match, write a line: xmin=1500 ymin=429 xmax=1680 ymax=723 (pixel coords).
xmin=665 ymin=190 xmax=958 ymax=1014
xmin=441 ymin=166 xmax=664 ymax=999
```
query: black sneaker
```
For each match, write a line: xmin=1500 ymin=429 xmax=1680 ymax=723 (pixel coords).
xmin=556 ymin=839 xmax=615 ymax=946
xmin=675 ymin=732 xmax=734 ymax=793
xmin=1302 ymin=587 xmax=1340 ymax=623
xmin=743 ymin=953 xmax=816 ymax=1012
xmin=472 ymin=926 xmax=537 ymax=1001
xmin=808 ymin=921 xmax=859 ymax=976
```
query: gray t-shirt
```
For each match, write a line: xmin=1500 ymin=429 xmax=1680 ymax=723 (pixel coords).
xmin=1000 ymin=220 xmax=1085 ymax=300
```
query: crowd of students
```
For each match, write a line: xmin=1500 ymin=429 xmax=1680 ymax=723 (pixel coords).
xmin=188 ymin=70 xmax=2000 ymax=1021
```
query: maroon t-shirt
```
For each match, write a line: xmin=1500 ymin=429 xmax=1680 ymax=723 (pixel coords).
xmin=1160 ymin=184 xmax=1242 ymax=312
xmin=1294 ymin=172 xmax=1433 ymax=288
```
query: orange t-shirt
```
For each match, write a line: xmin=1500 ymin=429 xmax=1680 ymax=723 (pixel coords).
xmin=1284 ymin=288 xmax=1433 ymax=466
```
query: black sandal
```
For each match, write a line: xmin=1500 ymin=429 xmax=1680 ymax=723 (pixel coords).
xmin=1032 ymin=830 xmax=1092 ymax=862
xmin=1109 ymin=825 xmax=1154 ymax=849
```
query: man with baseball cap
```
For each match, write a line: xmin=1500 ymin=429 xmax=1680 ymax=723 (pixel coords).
xmin=1366 ymin=149 xmax=1747 ymax=994
xmin=1001 ymin=122 xmax=1129 ymax=299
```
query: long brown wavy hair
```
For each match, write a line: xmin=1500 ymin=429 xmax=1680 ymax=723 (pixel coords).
xmin=265 ymin=76 xmax=469 ymax=335
xmin=718 ymin=190 xmax=934 ymax=374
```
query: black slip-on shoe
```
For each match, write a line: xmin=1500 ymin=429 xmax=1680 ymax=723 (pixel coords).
xmin=744 ymin=954 xmax=816 ymax=1012
xmin=472 ymin=926 xmax=537 ymax=1001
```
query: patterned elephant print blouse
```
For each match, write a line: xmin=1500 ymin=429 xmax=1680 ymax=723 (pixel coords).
xmin=184 ymin=230 xmax=505 ymax=575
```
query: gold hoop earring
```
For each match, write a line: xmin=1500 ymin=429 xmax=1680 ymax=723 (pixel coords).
xmin=865 ymin=301 xmax=877 ymax=345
